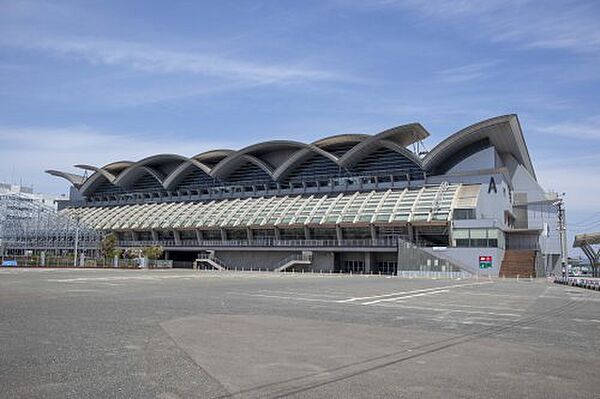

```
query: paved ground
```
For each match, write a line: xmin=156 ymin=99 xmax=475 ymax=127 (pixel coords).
xmin=0 ymin=268 xmax=598 ymax=398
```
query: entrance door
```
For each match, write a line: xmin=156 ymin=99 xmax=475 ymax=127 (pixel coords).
xmin=342 ymin=260 xmax=365 ymax=273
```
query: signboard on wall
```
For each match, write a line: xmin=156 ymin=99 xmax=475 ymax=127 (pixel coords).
xmin=479 ymin=255 xmax=493 ymax=269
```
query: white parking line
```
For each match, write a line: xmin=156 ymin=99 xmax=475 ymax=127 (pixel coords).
xmin=231 ymin=292 xmax=339 ymax=303
xmin=362 ymin=289 xmax=450 ymax=305
xmin=375 ymin=303 xmax=522 ymax=317
xmin=337 ymin=281 xmax=493 ymax=303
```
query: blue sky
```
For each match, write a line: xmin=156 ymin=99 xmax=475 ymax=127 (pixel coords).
xmin=1 ymin=0 xmax=600 ymax=240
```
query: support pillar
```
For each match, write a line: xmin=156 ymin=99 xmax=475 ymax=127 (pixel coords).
xmin=151 ymin=230 xmax=158 ymax=242
xmin=304 ymin=226 xmax=311 ymax=240
xmin=370 ymin=224 xmax=377 ymax=243
xmin=336 ymin=225 xmax=343 ymax=242
xmin=273 ymin=227 xmax=281 ymax=241
xmin=220 ymin=228 xmax=227 ymax=242
xmin=173 ymin=230 xmax=181 ymax=246
xmin=364 ymin=252 xmax=372 ymax=273
xmin=246 ymin=228 xmax=254 ymax=242
xmin=195 ymin=229 xmax=203 ymax=245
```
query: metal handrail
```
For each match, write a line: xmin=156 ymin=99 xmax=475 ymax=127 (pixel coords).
xmin=118 ymin=238 xmax=401 ymax=248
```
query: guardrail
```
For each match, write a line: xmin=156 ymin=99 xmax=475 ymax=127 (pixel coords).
xmin=118 ymin=238 xmax=402 ymax=248
xmin=554 ymin=276 xmax=600 ymax=291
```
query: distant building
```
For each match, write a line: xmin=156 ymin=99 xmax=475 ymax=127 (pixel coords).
xmin=47 ymin=114 xmax=561 ymax=276
xmin=0 ymin=182 xmax=64 ymax=209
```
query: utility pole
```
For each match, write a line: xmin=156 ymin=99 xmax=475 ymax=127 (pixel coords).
xmin=73 ymin=216 xmax=80 ymax=267
xmin=555 ymin=196 xmax=568 ymax=279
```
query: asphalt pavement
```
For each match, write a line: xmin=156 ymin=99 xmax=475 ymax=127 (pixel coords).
xmin=0 ymin=268 xmax=598 ymax=398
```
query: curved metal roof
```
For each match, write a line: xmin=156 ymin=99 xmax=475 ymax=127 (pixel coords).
xmin=209 ymin=140 xmax=305 ymax=179
xmin=113 ymin=154 xmax=189 ymax=188
xmin=47 ymin=116 xmax=537 ymax=196
xmin=338 ymin=123 xmax=428 ymax=168
xmin=45 ymin=170 xmax=85 ymax=188
xmin=312 ymin=134 xmax=368 ymax=148
xmin=574 ymin=232 xmax=600 ymax=247
xmin=75 ymin=164 xmax=117 ymax=183
xmin=423 ymin=114 xmax=536 ymax=179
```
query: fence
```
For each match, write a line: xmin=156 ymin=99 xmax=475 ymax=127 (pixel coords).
xmin=397 ymin=238 xmax=467 ymax=274
xmin=118 ymin=238 xmax=400 ymax=248
xmin=0 ymin=256 xmax=172 ymax=269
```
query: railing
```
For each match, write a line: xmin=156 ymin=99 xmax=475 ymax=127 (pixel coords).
xmin=74 ymin=171 xmax=426 ymax=207
xmin=397 ymin=237 xmax=468 ymax=274
xmin=397 ymin=270 xmax=473 ymax=279
xmin=118 ymin=238 xmax=401 ymax=248
xmin=273 ymin=252 xmax=313 ymax=272
xmin=195 ymin=253 xmax=227 ymax=270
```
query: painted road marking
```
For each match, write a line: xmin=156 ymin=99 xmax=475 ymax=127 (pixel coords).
xmin=337 ymin=281 xmax=493 ymax=303
xmin=362 ymin=289 xmax=450 ymax=305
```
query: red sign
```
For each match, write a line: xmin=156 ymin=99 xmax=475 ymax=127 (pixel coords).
xmin=479 ymin=255 xmax=493 ymax=269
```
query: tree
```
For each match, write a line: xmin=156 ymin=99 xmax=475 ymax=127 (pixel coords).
xmin=101 ymin=233 xmax=119 ymax=259
xmin=142 ymin=246 xmax=163 ymax=260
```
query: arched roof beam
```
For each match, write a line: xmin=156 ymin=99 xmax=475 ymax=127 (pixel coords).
xmin=102 ymin=161 xmax=134 ymax=173
xmin=113 ymin=154 xmax=189 ymax=188
xmin=44 ymin=170 xmax=85 ymax=188
xmin=162 ymin=159 xmax=214 ymax=190
xmin=422 ymin=114 xmax=536 ymax=179
xmin=210 ymin=141 xmax=306 ymax=179
xmin=192 ymin=149 xmax=235 ymax=162
xmin=377 ymin=140 xmax=425 ymax=167
xmin=74 ymin=164 xmax=117 ymax=183
xmin=338 ymin=123 xmax=428 ymax=168
xmin=273 ymin=144 xmax=342 ymax=182
xmin=312 ymin=134 xmax=368 ymax=148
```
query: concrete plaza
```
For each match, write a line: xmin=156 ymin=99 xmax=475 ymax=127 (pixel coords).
xmin=0 ymin=269 xmax=598 ymax=398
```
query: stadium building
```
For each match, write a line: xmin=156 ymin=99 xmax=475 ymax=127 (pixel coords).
xmin=47 ymin=115 xmax=561 ymax=276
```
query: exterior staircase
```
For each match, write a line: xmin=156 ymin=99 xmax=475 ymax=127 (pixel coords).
xmin=274 ymin=252 xmax=313 ymax=272
xmin=499 ymin=250 xmax=536 ymax=277
xmin=194 ymin=253 xmax=227 ymax=270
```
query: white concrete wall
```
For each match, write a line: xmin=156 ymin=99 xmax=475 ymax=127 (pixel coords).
xmin=447 ymin=146 xmax=498 ymax=174
xmin=424 ymin=247 xmax=505 ymax=277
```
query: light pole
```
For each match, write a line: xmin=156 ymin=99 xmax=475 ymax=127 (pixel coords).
xmin=73 ymin=216 xmax=80 ymax=267
xmin=554 ymin=196 xmax=568 ymax=279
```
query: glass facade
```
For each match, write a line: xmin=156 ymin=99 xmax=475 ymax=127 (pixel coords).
xmin=66 ymin=184 xmax=463 ymax=232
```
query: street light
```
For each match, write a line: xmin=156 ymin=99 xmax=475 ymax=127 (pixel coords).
xmin=73 ymin=214 xmax=80 ymax=267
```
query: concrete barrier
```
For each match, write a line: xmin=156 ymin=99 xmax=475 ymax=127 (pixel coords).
xmin=554 ymin=276 xmax=600 ymax=291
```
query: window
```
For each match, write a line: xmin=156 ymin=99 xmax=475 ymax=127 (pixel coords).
xmin=453 ymin=208 xmax=476 ymax=220
xmin=452 ymin=228 xmax=503 ymax=248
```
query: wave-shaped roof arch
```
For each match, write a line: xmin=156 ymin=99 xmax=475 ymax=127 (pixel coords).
xmin=74 ymin=161 xmax=133 ymax=196
xmin=272 ymin=135 xmax=363 ymax=182
xmin=113 ymin=154 xmax=189 ymax=188
xmin=423 ymin=114 xmax=535 ymax=179
xmin=75 ymin=164 xmax=117 ymax=183
xmin=338 ymin=123 xmax=428 ymax=168
xmin=192 ymin=149 xmax=235 ymax=166
xmin=45 ymin=170 xmax=85 ymax=188
xmin=163 ymin=149 xmax=235 ymax=191
xmin=210 ymin=141 xmax=306 ymax=180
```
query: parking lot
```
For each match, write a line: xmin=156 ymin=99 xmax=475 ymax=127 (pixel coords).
xmin=1 ymin=268 xmax=598 ymax=398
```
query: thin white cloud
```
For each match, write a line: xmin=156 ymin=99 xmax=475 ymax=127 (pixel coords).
xmin=436 ymin=61 xmax=498 ymax=83
xmin=534 ymin=117 xmax=600 ymax=140
xmin=367 ymin=0 xmax=600 ymax=54
xmin=4 ymin=35 xmax=343 ymax=85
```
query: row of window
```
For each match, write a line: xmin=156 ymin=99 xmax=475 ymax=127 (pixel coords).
xmin=452 ymin=228 xmax=504 ymax=248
